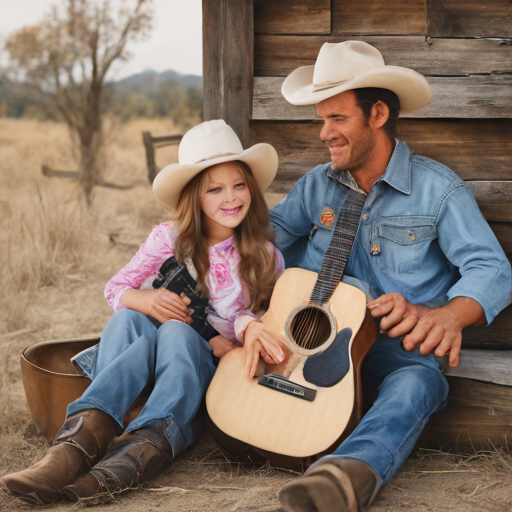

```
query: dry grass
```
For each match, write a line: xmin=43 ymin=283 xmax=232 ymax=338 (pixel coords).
xmin=0 ymin=117 xmax=179 ymax=336
xmin=0 ymin=117 xmax=175 ymax=423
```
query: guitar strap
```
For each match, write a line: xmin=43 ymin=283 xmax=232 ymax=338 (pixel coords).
xmin=310 ymin=188 xmax=366 ymax=305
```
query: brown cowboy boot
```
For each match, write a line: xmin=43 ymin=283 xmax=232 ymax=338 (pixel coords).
xmin=62 ymin=419 xmax=174 ymax=504
xmin=279 ymin=456 xmax=380 ymax=512
xmin=0 ymin=409 xmax=118 ymax=505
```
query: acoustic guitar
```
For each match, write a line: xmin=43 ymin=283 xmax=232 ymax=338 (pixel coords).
xmin=206 ymin=267 xmax=377 ymax=470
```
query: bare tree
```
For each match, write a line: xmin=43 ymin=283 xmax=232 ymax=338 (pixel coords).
xmin=5 ymin=0 xmax=153 ymax=205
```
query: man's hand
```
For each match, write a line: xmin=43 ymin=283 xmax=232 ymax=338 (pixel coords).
xmin=401 ymin=307 xmax=462 ymax=366
xmin=209 ymin=335 xmax=235 ymax=358
xmin=367 ymin=293 xmax=486 ymax=367
xmin=367 ymin=292 xmax=428 ymax=338
xmin=244 ymin=320 xmax=286 ymax=378
xmin=121 ymin=288 xmax=193 ymax=324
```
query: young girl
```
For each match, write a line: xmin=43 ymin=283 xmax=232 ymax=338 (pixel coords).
xmin=1 ymin=120 xmax=285 ymax=505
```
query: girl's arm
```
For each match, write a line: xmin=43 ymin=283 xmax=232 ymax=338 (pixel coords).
xmin=121 ymin=288 xmax=192 ymax=324
xmin=105 ymin=223 xmax=191 ymax=323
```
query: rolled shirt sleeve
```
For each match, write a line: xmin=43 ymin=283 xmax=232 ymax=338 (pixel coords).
xmin=104 ymin=223 xmax=175 ymax=311
xmin=436 ymin=184 xmax=512 ymax=323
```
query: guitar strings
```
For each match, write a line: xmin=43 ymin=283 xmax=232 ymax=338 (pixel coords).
xmin=291 ymin=307 xmax=332 ymax=350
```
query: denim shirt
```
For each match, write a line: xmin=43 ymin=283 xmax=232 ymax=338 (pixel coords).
xmin=269 ymin=140 xmax=512 ymax=324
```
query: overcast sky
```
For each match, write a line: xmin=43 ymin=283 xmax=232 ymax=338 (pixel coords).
xmin=0 ymin=0 xmax=203 ymax=79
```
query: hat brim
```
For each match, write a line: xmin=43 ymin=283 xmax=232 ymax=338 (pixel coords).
xmin=282 ymin=65 xmax=431 ymax=114
xmin=153 ymin=143 xmax=279 ymax=213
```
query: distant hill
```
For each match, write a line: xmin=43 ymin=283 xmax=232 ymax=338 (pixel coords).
xmin=115 ymin=69 xmax=203 ymax=91
xmin=0 ymin=69 xmax=203 ymax=122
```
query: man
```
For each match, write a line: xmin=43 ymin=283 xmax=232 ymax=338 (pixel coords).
xmin=267 ymin=41 xmax=512 ymax=512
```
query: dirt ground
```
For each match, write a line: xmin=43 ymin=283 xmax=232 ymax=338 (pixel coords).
xmin=1 ymin=118 xmax=512 ymax=512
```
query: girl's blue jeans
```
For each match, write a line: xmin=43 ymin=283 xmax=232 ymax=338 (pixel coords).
xmin=66 ymin=309 xmax=217 ymax=457
xmin=330 ymin=333 xmax=449 ymax=484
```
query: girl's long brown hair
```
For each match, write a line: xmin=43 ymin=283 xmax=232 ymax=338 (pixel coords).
xmin=173 ymin=161 xmax=279 ymax=312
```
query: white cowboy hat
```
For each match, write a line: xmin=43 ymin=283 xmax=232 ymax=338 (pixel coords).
xmin=281 ymin=41 xmax=431 ymax=114
xmin=153 ymin=120 xmax=278 ymax=212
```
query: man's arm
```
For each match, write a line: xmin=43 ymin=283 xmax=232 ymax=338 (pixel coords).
xmin=436 ymin=184 xmax=512 ymax=324
xmin=369 ymin=183 xmax=511 ymax=367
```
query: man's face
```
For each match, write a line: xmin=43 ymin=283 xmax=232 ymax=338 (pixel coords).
xmin=316 ymin=90 xmax=377 ymax=173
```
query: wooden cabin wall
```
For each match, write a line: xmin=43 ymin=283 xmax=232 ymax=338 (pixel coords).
xmin=203 ymin=0 xmax=512 ymax=350
xmin=249 ymin=0 xmax=512 ymax=349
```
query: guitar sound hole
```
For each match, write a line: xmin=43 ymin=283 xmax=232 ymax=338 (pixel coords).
xmin=289 ymin=307 xmax=333 ymax=350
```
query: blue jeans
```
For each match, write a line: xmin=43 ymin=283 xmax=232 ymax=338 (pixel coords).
xmin=328 ymin=334 xmax=448 ymax=484
xmin=66 ymin=309 xmax=217 ymax=456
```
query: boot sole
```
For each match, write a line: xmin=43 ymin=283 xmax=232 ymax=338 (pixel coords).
xmin=62 ymin=473 xmax=135 ymax=506
xmin=279 ymin=473 xmax=350 ymax=512
xmin=62 ymin=484 xmax=136 ymax=505
xmin=1 ymin=477 xmax=59 ymax=506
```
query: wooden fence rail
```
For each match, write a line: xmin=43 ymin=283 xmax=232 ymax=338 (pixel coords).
xmin=142 ymin=132 xmax=183 ymax=184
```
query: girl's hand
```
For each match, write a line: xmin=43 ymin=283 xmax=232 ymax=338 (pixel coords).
xmin=244 ymin=320 xmax=286 ymax=378
xmin=209 ymin=335 xmax=235 ymax=358
xmin=146 ymin=289 xmax=193 ymax=324
xmin=121 ymin=288 xmax=193 ymax=324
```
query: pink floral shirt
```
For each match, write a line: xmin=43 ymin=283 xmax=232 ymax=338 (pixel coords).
xmin=104 ymin=222 xmax=285 ymax=341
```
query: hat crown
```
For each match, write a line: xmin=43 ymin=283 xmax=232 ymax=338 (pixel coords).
xmin=179 ymin=119 xmax=244 ymax=165
xmin=312 ymin=41 xmax=385 ymax=86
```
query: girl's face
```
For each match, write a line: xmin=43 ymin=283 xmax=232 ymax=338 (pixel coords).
xmin=200 ymin=161 xmax=252 ymax=242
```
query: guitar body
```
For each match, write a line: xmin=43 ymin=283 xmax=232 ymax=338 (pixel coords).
xmin=206 ymin=268 xmax=377 ymax=470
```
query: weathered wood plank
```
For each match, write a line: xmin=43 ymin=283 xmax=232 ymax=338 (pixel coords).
xmin=445 ymin=350 xmax=512 ymax=385
xmin=254 ymin=0 xmax=330 ymax=35
xmin=253 ymin=76 xmax=512 ymax=120
xmin=253 ymin=78 xmax=318 ymax=121
xmin=255 ymin=36 xmax=512 ymax=77
xmin=427 ymin=0 xmax=512 ymax=38
xmin=251 ymin=120 xmax=512 ymax=181
xmin=417 ymin=377 xmax=512 ymax=452
xmin=488 ymin=223 xmax=512 ymax=260
xmin=416 ymin=75 xmax=512 ymax=119
xmin=203 ymin=0 xmax=254 ymax=147
xmin=466 ymin=182 xmax=512 ymax=223
xmin=463 ymin=303 xmax=512 ymax=350
xmin=332 ymin=0 xmax=426 ymax=36
xmin=397 ymin=119 xmax=512 ymax=181
xmin=250 ymin=121 xmax=328 ymax=181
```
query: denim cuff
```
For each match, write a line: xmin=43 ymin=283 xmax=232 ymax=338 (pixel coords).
xmin=66 ymin=397 xmax=125 ymax=430
xmin=125 ymin=415 xmax=185 ymax=458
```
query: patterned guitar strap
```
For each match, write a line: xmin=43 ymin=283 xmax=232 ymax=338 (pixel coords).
xmin=310 ymin=188 xmax=367 ymax=305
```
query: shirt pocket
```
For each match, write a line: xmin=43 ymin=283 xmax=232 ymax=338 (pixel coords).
xmin=376 ymin=216 xmax=436 ymax=275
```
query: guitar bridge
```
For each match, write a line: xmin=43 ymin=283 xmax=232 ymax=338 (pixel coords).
xmin=257 ymin=374 xmax=316 ymax=402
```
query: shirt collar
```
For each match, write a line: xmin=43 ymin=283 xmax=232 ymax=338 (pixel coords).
xmin=327 ymin=166 xmax=365 ymax=193
xmin=380 ymin=140 xmax=412 ymax=195
xmin=326 ymin=140 xmax=412 ymax=195
xmin=209 ymin=235 xmax=234 ymax=251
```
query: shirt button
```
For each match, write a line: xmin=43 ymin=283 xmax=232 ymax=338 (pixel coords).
xmin=370 ymin=243 xmax=381 ymax=255
xmin=362 ymin=214 xmax=369 ymax=221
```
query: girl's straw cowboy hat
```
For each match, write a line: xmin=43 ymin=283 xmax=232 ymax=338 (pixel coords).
xmin=281 ymin=40 xmax=431 ymax=114
xmin=153 ymin=119 xmax=278 ymax=213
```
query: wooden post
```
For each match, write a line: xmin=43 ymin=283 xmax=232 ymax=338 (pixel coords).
xmin=142 ymin=131 xmax=158 ymax=183
xmin=142 ymin=132 xmax=183 ymax=184
xmin=202 ymin=0 xmax=254 ymax=147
